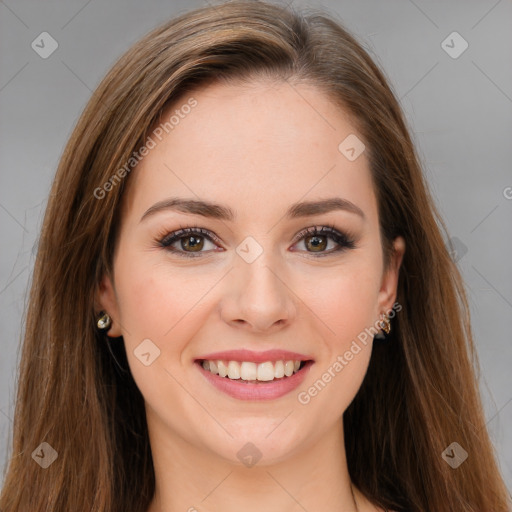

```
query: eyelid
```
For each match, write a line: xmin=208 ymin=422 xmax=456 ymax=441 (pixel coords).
xmin=159 ymin=226 xmax=224 ymax=247
xmin=291 ymin=223 xmax=341 ymax=244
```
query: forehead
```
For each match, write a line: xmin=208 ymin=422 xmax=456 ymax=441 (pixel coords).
xmin=123 ymin=79 xmax=377 ymax=225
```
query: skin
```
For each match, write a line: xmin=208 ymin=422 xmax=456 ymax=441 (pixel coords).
xmin=97 ymin=79 xmax=405 ymax=512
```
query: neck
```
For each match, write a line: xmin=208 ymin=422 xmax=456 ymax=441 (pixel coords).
xmin=146 ymin=415 xmax=363 ymax=512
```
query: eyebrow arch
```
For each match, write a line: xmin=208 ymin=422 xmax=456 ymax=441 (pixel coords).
xmin=140 ymin=196 xmax=365 ymax=223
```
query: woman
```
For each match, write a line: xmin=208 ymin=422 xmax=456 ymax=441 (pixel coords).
xmin=1 ymin=1 xmax=509 ymax=511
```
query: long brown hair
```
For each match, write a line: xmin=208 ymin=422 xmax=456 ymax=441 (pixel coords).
xmin=1 ymin=1 xmax=510 ymax=511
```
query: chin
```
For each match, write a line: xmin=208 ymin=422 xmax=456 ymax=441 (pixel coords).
xmin=199 ymin=417 xmax=309 ymax=467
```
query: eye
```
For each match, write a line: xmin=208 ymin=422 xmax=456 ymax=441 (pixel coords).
xmin=157 ymin=224 xmax=356 ymax=259
xmin=290 ymin=225 xmax=356 ymax=257
xmin=158 ymin=226 xmax=221 ymax=258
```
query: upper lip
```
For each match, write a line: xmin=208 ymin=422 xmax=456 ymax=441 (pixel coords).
xmin=196 ymin=349 xmax=314 ymax=363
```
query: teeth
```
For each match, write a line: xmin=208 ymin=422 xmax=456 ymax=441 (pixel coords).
xmin=257 ymin=362 xmax=275 ymax=381
xmin=217 ymin=361 xmax=228 ymax=377
xmin=201 ymin=359 xmax=304 ymax=381
xmin=227 ymin=361 xmax=240 ymax=379
xmin=274 ymin=360 xmax=285 ymax=378
xmin=240 ymin=362 xmax=257 ymax=381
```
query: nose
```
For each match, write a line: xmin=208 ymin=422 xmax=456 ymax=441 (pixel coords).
xmin=220 ymin=254 xmax=297 ymax=333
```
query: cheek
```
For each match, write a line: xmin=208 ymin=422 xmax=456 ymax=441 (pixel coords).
xmin=307 ymin=257 xmax=382 ymax=346
xmin=113 ymin=250 xmax=225 ymax=373
xmin=296 ymin=254 xmax=381 ymax=411
xmin=112 ymin=254 xmax=216 ymax=418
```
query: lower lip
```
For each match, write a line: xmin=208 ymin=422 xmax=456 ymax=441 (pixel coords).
xmin=196 ymin=361 xmax=314 ymax=401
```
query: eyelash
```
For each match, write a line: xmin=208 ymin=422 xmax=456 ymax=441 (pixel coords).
xmin=157 ymin=223 xmax=356 ymax=259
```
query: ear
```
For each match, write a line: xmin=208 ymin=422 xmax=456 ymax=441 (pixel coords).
xmin=377 ymin=236 xmax=405 ymax=314
xmin=95 ymin=273 xmax=123 ymax=337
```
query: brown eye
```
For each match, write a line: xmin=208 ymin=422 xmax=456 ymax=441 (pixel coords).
xmin=181 ymin=235 xmax=205 ymax=252
xmin=159 ymin=227 xmax=220 ymax=258
xmin=304 ymin=235 xmax=327 ymax=252
xmin=291 ymin=226 xmax=356 ymax=256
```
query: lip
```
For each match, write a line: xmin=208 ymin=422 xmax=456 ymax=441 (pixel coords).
xmin=195 ymin=349 xmax=313 ymax=364
xmin=196 ymin=359 xmax=314 ymax=401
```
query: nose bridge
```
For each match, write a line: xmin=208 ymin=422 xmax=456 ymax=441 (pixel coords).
xmin=224 ymin=236 xmax=295 ymax=331
xmin=239 ymin=240 xmax=287 ymax=300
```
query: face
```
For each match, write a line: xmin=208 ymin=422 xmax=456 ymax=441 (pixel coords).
xmin=97 ymin=79 xmax=405 ymax=466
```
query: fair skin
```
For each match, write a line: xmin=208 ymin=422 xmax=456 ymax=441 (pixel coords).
xmin=97 ymin=79 xmax=405 ymax=512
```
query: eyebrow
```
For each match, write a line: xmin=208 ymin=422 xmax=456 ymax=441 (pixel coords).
xmin=140 ymin=196 xmax=365 ymax=223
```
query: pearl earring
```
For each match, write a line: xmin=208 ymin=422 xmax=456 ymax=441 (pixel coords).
xmin=97 ymin=312 xmax=111 ymax=330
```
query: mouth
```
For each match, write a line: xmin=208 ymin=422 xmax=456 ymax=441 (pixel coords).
xmin=194 ymin=355 xmax=314 ymax=401
xmin=195 ymin=358 xmax=312 ymax=383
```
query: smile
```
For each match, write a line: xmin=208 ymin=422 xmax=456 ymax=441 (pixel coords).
xmin=195 ymin=354 xmax=314 ymax=400
xmin=200 ymin=359 xmax=305 ymax=382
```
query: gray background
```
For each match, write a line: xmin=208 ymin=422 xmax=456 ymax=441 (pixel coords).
xmin=1 ymin=0 xmax=511 ymax=492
